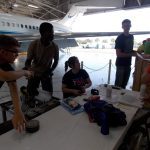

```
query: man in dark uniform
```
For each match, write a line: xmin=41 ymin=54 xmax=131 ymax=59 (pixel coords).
xmin=114 ymin=19 xmax=137 ymax=89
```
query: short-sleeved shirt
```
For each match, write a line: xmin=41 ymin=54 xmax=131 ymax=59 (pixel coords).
xmin=26 ymin=39 xmax=59 ymax=74
xmin=115 ymin=33 xmax=134 ymax=66
xmin=137 ymin=45 xmax=144 ymax=53
xmin=0 ymin=63 xmax=14 ymax=88
xmin=62 ymin=69 xmax=89 ymax=98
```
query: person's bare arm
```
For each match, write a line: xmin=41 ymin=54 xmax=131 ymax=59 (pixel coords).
xmin=0 ymin=69 xmax=33 ymax=81
xmin=51 ymin=46 xmax=59 ymax=72
xmin=62 ymin=83 xmax=81 ymax=96
xmin=79 ymin=78 xmax=92 ymax=93
xmin=84 ymin=78 xmax=92 ymax=89
xmin=116 ymin=49 xmax=137 ymax=57
xmin=7 ymin=81 xmax=26 ymax=132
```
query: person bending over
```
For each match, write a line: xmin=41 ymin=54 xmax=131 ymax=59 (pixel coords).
xmin=62 ymin=56 xmax=92 ymax=98
xmin=0 ymin=35 xmax=32 ymax=132
xmin=25 ymin=22 xmax=59 ymax=107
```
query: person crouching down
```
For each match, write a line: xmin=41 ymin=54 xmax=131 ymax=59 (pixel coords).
xmin=62 ymin=56 xmax=92 ymax=98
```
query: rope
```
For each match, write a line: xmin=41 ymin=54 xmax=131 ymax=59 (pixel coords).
xmin=83 ymin=63 xmax=109 ymax=72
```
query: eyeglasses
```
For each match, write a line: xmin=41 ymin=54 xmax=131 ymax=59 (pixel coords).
xmin=3 ymin=49 xmax=19 ymax=54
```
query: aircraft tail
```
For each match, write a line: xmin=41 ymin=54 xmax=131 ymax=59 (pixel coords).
xmin=59 ymin=5 xmax=86 ymax=30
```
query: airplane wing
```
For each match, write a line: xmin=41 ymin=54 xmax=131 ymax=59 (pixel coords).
xmin=10 ymin=31 xmax=150 ymax=52
xmin=9 ymin=31 xmax=150 ymax=41
xmin=55 ymin=31 xmax=150 ymax=39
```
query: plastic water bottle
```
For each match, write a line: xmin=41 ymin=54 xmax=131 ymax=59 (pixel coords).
xmin=106 ymin=85 xmax=112 ymax=98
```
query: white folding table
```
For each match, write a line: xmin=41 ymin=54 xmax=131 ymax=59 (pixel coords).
xmin=0 ymin=100 xmax=138 ymax=150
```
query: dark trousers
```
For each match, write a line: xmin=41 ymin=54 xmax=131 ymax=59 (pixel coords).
xmin=27 ymin=75 xmax=53 ymax=100
xmin=0 ymin=81 xmax=4 ymax=88
xmin=115 ymin=66 xmax=131 ymax=89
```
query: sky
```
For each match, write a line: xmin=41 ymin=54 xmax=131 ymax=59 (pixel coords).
xmin=71 ymin=7 xmax=150 ymax=42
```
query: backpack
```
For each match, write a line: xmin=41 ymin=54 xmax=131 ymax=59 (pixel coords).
xmin=84 ymin=100 xmax=127 ymax=135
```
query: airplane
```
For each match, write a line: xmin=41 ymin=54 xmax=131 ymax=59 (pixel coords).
xmin=0 ymin=12 xmax=71 ymax=40
xmin=0 ymin=5 xmax=150 ymax=52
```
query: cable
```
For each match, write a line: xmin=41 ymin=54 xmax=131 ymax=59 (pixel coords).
xmin=83 ymin=63 xmax=109 ymax=72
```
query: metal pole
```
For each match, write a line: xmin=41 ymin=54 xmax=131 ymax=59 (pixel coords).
xmin=107 ymin=59 xmax=111 ymax=84
xmin=81 ymin=61 xmax=83 ymax=69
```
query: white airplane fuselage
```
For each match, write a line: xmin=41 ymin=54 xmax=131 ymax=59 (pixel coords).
xmin=1 ymin=8 xmax=150 ymax=45
xmin=0 ymin=13 xmax=71 ymax=35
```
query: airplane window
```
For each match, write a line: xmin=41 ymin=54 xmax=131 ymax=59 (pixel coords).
xmin=7 ymin=22 xmax=10 ymax=26
xmin=12 ymin=23 xmax=15 ymax=27
xmin=21 ymin=24 xmax=24 ymax=28
xmin=29 ymin=25 xmax=31 ymax=29
xmin=36 ymin=26 xmax=38 ymax=30
xmin=25 ymin=25 xmax=28 ymax=28
xmin=33 ymin=26 xmax=35 ymax=29
xmin=2 ymin=21 xmax=5 ymax=26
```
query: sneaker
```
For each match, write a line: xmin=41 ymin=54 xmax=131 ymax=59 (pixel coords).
xmin=21 ymin=103 xmax=30 ymax=113
xmin=35 ymin=90 xmax=51 ymax=102
xmin=28 ymin=100 xmax=36 ymax=108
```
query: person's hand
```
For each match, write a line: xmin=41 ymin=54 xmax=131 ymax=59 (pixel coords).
xmin=88 ymin=95 xmax=100 ymax=101
xmin=12 ymin=111 xmax=26 ymax=133
xmin=72 ymin=89 xmax=82 ymax=96
xmin=24 ymin=70 xmax=34 ymax=79
xmin=80 ymin=86 xmax=86 ymax=93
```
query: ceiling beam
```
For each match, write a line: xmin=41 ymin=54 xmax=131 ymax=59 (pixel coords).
xmin=25 ymin=0 xmax=33 ymax=17
xmin=137 ymin=0 xmax=141 ymax=6
xmin=33 ymin=0 xmax=66 ymax=15
xmin=36 ymin=3 xmax=60 ymax=18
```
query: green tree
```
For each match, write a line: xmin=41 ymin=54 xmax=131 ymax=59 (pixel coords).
xmin=86 ymin=39 xmax=92 ymax=43
xmin=102 ymin=39 xmax=108 ymax=43
xmin=110 ymin=38 xmax=115 ymax=43
xmin=95 ymin=38 xmax=100 ymax=43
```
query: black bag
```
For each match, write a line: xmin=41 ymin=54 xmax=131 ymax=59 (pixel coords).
xmin=101 ymin=103 xmax=127 ymax=127
xmin=84 ymin=100 xmax=127 ymax=135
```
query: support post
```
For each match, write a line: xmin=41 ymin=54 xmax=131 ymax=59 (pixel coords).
xmin=81 ymin=61 xmax=83 ymax=69
xmin=107 ymin=59 xmax=111 ymax=84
